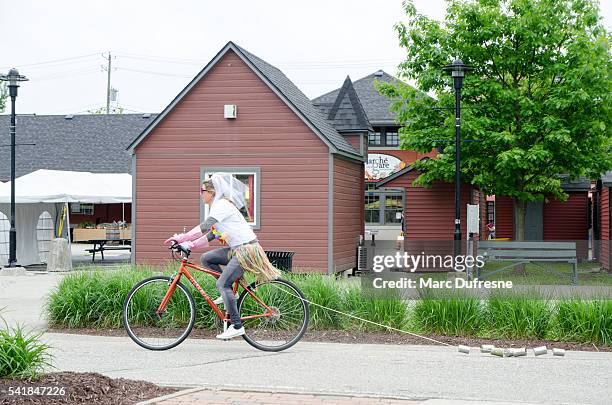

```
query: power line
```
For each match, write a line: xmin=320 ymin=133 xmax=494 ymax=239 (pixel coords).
xmin=0 ymin=53 xmax=100 ymax=70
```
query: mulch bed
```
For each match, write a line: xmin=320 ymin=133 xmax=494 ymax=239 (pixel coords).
xmin=0 ymin=372 xmax=177 ymax=405
xmin=49 ymin=327 xmax=611 ymax=352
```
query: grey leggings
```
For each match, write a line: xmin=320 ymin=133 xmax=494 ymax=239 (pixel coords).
xmin=200 ymin=247 xmax=244 ymax=328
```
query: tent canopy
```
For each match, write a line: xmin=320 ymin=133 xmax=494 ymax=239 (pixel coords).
xmin=0 ymin=170 xmax=132 ymax=203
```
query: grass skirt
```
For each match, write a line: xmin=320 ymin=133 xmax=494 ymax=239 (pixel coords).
xmin=230 ymin=242 xmax=281 ymax=282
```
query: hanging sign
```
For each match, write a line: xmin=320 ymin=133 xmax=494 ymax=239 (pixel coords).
xmin=365 ymin=154 xmax=405 ymax=180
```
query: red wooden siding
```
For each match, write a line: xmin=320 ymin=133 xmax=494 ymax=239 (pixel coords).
xmin=383 ymin=170 xmax=474 ymax=240
xmin=70 ymin=203 xmax=131 ymax=225
xmin=602 ymin=187 xmax=610 ymax=270
xmin=494 ymin=196 xmax=514 ymax=239
xmin=333 ymin=155 xmax=363 ymax=272
xmin=343 ymin=134 xmax=362 ymax=154
xmin=134 ymin=50 xmax=333 ymax=271
xmin=543 ymin=193 xmax=588 ymax=240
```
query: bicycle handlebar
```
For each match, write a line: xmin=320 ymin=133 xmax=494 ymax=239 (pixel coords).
xmin=169 ymin=241 xmax=191 ymax=261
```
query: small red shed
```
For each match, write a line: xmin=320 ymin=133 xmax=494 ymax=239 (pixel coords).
xmin=127 ymin=42 xmax=366 ymax=274
xmin=494 ymin=178 xmax=590 ymax=242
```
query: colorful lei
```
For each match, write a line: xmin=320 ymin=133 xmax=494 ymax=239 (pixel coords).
xmin=211 ymin=225 xmax=227 ymax=245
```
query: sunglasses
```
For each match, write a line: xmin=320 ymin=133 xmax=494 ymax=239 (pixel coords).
xmin=200 ymin=187 xmax=211 ymax=195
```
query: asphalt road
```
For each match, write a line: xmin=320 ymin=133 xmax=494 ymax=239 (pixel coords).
xmin=43 ymin=333 xmax=612 ymax=405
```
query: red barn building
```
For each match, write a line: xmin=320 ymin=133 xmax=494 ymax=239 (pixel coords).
xmin=127 ymin=42 xmax=367 ymax=274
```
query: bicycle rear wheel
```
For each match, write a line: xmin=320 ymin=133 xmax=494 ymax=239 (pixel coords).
xmin=123 ymin=276 xmax=195 ymax=351
xmin=238 ymin=278 xmax=309 ymax=352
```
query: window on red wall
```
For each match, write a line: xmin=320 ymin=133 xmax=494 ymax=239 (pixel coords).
xmin=202 ymin=168 xmax=260 ymax=229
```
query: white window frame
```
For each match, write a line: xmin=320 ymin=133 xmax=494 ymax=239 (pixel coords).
xmin=70 ymin=203 xmax=94 ymax=216
xmin=200 ymin=167 xmax=261 ymax=229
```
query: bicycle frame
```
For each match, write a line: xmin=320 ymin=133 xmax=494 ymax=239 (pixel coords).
xmin=156 ymin=257 xmax=275 ymax=323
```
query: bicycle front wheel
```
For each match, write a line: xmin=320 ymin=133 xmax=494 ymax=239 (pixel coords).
xmin=123 ymin=276 xmax=195 ymax=351
xmin=238 ymin=278 xmax=309 ymax=352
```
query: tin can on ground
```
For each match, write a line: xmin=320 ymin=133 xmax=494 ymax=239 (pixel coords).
xmin=533 ymin=346 xmax=548 ymax=356
xmin=480 ymin=344 xmax=495 ymax=353
xmin=491 ymin=348 xmax=506 ymax=357
xmin=511 ymin=348 xmax=527 ymax=357
xmin=458 ymin=345 xmax=470 ymax=354
xmin=552 ymin=348 xmax=566 ymax=356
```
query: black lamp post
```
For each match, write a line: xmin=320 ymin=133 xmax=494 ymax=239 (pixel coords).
xmin=0 ymin=68 xmax=28 ymax=268
xmin=442 ymin=59 xmax=472 ymax=258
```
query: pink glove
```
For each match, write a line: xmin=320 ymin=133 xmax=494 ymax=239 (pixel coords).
xmin=164 ymin=225 xmax=204 ymax=245
xmin=179 ymin=235 xmax=209 ymax=251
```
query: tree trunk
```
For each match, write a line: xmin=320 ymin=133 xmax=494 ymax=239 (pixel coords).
xmin=515 ymin=200 xmax=526 ymax=241
xmin=514 ymin=199 xmax=527 ymax=274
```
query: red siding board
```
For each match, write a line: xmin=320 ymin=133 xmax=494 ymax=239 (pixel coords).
xmin=495 ymin=196 xmax=515 ymax=239
xmin=543 ymin=193 xmax=588 ymax=240
xmin=384 ymin=170 xmax=474 ymax=240
xmin=601 ymin=187 xmax=610 ymax=270
xmin=333 ymin=156 xmax=363 ymax=272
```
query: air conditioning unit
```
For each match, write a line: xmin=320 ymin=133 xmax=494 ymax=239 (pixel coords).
xmin=224 ymin=104 xmax=237 ymax=119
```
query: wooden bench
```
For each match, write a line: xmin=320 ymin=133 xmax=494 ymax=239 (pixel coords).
xmin=476 ymin=241 xmax=578 ymax=284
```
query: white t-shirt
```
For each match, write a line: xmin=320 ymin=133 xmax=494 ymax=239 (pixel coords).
xmin=208 ymin=198 xmax=257 ymax=248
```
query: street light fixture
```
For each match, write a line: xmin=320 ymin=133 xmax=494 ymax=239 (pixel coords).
xmin=442 ymin=59 xmax=472 ymax=258
xmin=0 ymin=68 xmax=28 ymax=268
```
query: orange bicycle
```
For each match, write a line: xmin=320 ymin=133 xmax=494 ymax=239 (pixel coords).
xmin=123 ymin=242 xmax=308 ymax=352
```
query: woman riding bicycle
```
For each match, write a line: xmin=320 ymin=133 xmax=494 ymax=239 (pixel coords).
xmin=164 ymin=173 xmax=280 ymax=339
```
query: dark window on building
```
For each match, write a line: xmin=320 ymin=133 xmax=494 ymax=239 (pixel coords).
xmin=368 ymin=132 xmax=382 ymax=146
xmin=366 ymin=182 xmax=378 ymax=191
xmin=365 ymin=193 xmax=380 ymax=223
xmin=369 ymin=127 xmax=400 ymax=147
xmin=384 ymin=195 xmax=403 ymax=223
xmin=386 ymin=131 xmax=399 ymax=147
xmin=365 ymin=191 xmax=403 ymax=225
xmin=486 ymin=201 xmax=495 ymax=224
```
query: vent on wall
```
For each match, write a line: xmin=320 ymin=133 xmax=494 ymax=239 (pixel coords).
xmin=65 ymin=114 xmax=74 ymax=120
xmin=224 ymin=104 xmax=237 ymax=119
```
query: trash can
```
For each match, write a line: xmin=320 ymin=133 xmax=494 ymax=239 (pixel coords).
xmin=265 ymin=251 xmax=295 ymax=272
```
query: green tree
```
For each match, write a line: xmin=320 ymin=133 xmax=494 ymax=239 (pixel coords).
xmin=0 ymin=83 xmax=7 ymax=113
xmin=379 ymin=0 xmax=612 ymax=240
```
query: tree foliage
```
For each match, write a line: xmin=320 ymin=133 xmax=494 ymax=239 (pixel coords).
xmin=0 ymin=83 xmax=7 ymax=113
xmin=379 ymin=0 xmax=612 ymax=209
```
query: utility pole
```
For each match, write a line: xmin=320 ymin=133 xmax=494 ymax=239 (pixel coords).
xmin=106 ymin=52 xmax=111 ymax=114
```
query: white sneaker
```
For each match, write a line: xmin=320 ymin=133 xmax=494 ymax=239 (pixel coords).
xmin=212 ymin=293 xmax=239 ymax=305
xmin=216 ymin=325 xmax=245 ymax=340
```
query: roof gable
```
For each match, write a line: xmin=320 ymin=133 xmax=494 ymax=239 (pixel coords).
xmin=128 ymin=42 xmax=362 ymax=161
xmin=313 ymin=70 xmax=403 ymax=126
xmin=314 ymin=76 xmax=372 ymax=133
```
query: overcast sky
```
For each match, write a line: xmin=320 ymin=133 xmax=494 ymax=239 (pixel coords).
xmin=1 ymin=0 xmax=611 ymax=115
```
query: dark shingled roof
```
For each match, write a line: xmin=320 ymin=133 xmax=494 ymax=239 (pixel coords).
xmin=313 ymin=76 xmax=372 ymax=133
xmin=234 ymin=44 xmax=360 ymax=158
xmin=0 ymin=114 xmax=156 ymax=182
xmin=312 ymin=70 xmax=402 ymax=126
xmin=601 ymin=171 xmax=612 ymax=187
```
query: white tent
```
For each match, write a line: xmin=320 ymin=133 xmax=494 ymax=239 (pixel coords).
xmin=0 ymin=170 xmax=132 ymax=266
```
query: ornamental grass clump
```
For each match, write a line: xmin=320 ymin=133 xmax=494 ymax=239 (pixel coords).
xmin=485 ymin=292 xmax=552 ymax=339
xmin=288 ymin=274 xmax=343 ymax=329
xmin=342 ymin=286 xmax=409 ymax=331
xmin=0 ymin=315 xmax=52 ymax=379
xmin=555 ymin=299 xmax=612 ymax=345
xmin=413 ymin=291 xmax=484 ymax=335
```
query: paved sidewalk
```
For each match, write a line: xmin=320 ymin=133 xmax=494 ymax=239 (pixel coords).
xmin=43 ymin=333 xmax=612 ymax=405
xmin=142 ymin=388 xmax=539 ymax=404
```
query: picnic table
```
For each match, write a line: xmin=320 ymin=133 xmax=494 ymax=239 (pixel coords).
xmin=86 ymin=238 xmax=132 ymax=262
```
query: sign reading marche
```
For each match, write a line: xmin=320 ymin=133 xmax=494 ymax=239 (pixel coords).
xmin=365 ymin=154 xmax=406 ymax=180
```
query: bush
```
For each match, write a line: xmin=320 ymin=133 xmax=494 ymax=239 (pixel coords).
xmin=0 ymin=320 xmax=52 ymax=379
xmin=555 ymin=300 xmax=612 ymax=345
xmin=286 ymin=274 xmax=344 ymax=329
xmin=485 ymin=293 xmax=552 ymax=339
